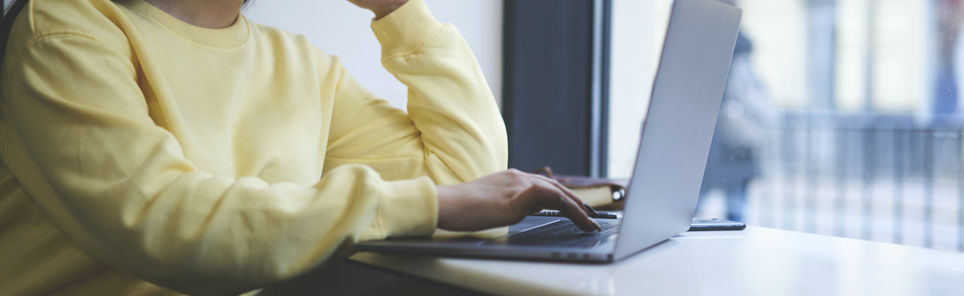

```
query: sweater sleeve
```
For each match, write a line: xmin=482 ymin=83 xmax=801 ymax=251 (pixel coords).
xmin=323 ymin=0 xmax=508 ymax=186
xmin=0 ymin=33 xmax=437 ymax=295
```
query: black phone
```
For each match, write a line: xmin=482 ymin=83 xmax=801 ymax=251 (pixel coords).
xmin=689 ymin=218 xmax=746 ymax=231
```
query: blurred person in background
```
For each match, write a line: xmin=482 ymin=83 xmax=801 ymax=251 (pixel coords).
xmin=934 ymin=0 xmax=962 ymax=115
xmin=698 ymin=0 xmax=776 ymax=222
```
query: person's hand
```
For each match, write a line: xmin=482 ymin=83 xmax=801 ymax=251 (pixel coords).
xmin=347 ymin=0 xmax=409 ymax=20
xmin=436 ymin=169 xmax=602 ymax=232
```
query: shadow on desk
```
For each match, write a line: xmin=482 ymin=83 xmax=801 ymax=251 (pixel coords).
xmin=260 ymin=258 xmax=483 ymax=296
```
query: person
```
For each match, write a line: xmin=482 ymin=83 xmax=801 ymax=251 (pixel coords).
xmin=933 ymin=0 xmax=962 ymax=115
xmin=698 ymin=26 xmax=775 ymax=222
xmin=0 ymin=0 xmax=599 ymax=294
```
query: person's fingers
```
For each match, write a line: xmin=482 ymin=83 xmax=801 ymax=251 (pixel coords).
xmin=529 ymin=178 xmax=600 ymax=232
xmin=528 ymin=173 xmax=595 ymax=217
xmin=527 ymin=174 xmax=601 ymax=232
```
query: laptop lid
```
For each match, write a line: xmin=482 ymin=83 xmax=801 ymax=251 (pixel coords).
xmin=612 ymin=0 xmax=741 ymax=260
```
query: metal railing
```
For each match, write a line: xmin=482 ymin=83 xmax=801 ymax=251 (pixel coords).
xmin=745 ymin=112 xmax=964 ymax=252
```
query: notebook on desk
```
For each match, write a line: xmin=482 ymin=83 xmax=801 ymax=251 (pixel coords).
xmin=357 ymin=0 xmax=742 ymax=263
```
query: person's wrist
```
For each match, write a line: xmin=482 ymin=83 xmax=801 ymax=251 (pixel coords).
xmin=372 ymin=0 xmax=408 ymax=20
xmin=435 ymin=185 xmax=456 ymax=230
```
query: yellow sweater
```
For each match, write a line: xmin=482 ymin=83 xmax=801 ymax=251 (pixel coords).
xmin=0 ymin=0 xmax=506 ymax=294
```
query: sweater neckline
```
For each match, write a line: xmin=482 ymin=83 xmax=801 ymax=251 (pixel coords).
xmin=121 ymin=0 xmax=250 ymax=49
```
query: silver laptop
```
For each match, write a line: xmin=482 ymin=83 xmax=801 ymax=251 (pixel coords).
xmin=357 ymin=0 xmax=742 ymax=263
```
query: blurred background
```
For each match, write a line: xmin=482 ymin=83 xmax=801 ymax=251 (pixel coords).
xmin=608 ymin=0 xmax=963 ymax=252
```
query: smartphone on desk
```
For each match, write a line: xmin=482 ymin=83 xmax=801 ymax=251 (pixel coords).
xmin=689 ymin=218 xmax=746 ymax=231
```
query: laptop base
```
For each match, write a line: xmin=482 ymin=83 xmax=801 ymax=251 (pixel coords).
xmin=357 ymin=216 xmax=618 ymax=263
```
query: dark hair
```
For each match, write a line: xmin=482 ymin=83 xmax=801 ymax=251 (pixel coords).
xmin=0 ymin=0 xmax=28 ymax=90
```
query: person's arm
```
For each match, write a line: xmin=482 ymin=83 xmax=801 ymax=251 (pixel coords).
xmin=327 ymin=0 xmax=598 ymax=234
xmin=0 ymin=33 xmax=436 ymax=295
xmin=324 ymin=0 xmax=506 ymax=186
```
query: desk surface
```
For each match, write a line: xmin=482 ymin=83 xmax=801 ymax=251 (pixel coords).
xmin=350 ymin=225 xmax=964 ymax=296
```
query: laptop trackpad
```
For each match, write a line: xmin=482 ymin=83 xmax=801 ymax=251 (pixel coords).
xmin=486 ymin=220 xmax=620 ymax=248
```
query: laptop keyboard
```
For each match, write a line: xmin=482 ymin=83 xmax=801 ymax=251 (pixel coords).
xmin=488 ymin=220 xmax=620 ymax=248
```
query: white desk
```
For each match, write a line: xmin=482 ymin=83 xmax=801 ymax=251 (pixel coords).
xmin=350 ymin=226 xmax=964 ymax=296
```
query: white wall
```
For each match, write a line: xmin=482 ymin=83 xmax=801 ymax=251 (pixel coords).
xmin=607 ymin=0 xmax=672 ymax=178
xmin=243 ymin=0 xmax=503 ymax=109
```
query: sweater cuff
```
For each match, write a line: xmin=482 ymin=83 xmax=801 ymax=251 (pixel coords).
xmin=374 ymin=176 xmax=438 ymax=237
xmin=371 ymin=0 xmax=443 ymax=57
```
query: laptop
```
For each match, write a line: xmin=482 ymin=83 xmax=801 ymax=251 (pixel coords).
xmin=357 ymin=0 xmax=742 ymax=263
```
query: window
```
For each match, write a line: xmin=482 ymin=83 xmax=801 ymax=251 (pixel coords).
xmin=608 ymin=0 xmax=964 ymax=251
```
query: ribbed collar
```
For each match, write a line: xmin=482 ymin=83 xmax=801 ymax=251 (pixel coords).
xmin=121 ymin=0 xmax=250 ymax=49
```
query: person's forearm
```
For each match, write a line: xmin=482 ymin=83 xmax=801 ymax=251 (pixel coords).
xmin=372 ymin=0 xmax=508 ymax=184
